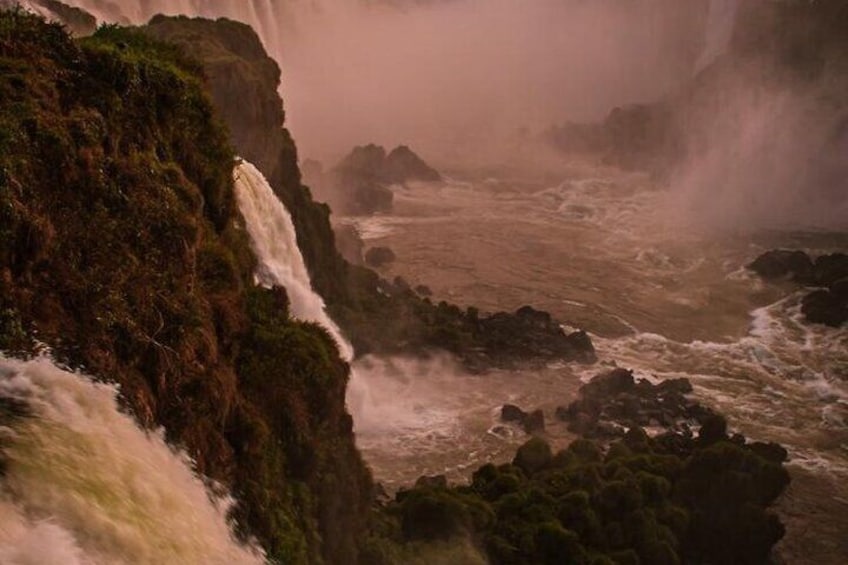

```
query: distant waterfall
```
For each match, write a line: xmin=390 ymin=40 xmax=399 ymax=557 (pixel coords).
xmin=62 ymin=0 xmax=292 ymax=58
xmin=0 ymin=355 xmax=265 ymax=565
xmin=234 ymin=160 xmax=354 ymax=361
xmin=695 ymin=0 xmax=740 ymax=72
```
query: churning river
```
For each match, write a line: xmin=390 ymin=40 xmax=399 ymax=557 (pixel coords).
xmin=344 ymin=164 xmax=848 ymax=563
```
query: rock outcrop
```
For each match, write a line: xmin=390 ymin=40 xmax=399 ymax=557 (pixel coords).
xmin=500 ymin=404 xmax=545 ymax=434
xmin=0 ymin=15 xmax=370 ymax=564
xmin=306 ymin=143 xmax=442 ymax=215
xmin=365 ymin=246 xmax=397 ymax=268
xmin=749 ymin=250 xmax=848 ymax=327
xmin=557 ymin=369 xmax=713 ymax=439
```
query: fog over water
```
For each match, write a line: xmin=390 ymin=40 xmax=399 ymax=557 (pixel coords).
xmin=65 ymin=0 xmax=716 ymax=162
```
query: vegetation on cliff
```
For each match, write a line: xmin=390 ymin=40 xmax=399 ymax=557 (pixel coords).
xmin=142 ymin=14 xmax=596 ymax=371
xmin=0 ymin=11 xmax=370 ymax=563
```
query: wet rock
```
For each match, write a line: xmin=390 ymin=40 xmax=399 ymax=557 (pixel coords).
xmin=748 ymin=441 xmax=789 ymax=464
xmin=474 ymin=306 xmax=596 ymax=366
xmin=656 ymin=378 xmax=694 ymax=396
xmin=748 ymin=250 xmax=848 ymax=327
xmin=500 ymin=404 xmax=545 ymax=434
xmin=325 ymin=144 xmax=441 ymax=215
xmin=830 ymin=277 xmax=848 ymax=301
xmin=332 ymin=223 xmax=365 ymax=265
xmin=501 ymin=404 xmax=526 ymax=423
xmin=365 ymin=246 xmax=396 ymax=268
xmin=748 ymin=250 xmax=814 ymax=283
xmin=392 ymin=276 xmax=412 ymax=293
xmin=558 ymin=370 xmax=710 ymax=439
xmin=801 ymin=289 xmax=848 ymax=327
xmin=415 ymin=284 xmax=433 ymax=297
xmin=415 ymin=474 xmax=448 ymax=489
xmin=581 ymin=368 xmax=636 ymax=398
xmin=523 ymin=409 xmax=545 ymax=434
xmin=697 ymin=413 xmax=729 ymax=446
xmin=814 ymin=253 xmax=848 ymax=286
xmin=382 ymin=145 xmax=442 ymax=183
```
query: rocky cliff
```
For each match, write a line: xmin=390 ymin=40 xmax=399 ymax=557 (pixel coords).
xmin=142 ymin=15 xmax=596 ymax=370
xmin=0 ymin=12 xmax=371 ymax=564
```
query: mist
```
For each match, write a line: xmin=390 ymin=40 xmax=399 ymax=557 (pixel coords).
xmin=667 ymin=1 xmax=848 ymax=232
xmin=670 ymin=79 xmax=848 ymax=232
xmin=281 ymin=0 xmax=711 ymax=164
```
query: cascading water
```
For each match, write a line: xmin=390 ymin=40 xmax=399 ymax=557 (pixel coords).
xmin=233 ymin=160 xmax=386 ymax=432
xmin=694 ymin=0 xmax=740 ymax=71
xmin=0 ymin=355 xmax=265 ymax=565
xmin=233 ymin=160 xmax=353 ymax=361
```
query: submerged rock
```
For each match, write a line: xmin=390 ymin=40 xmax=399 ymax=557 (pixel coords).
xmin=748 ymin=249 xmax=815 ymax=283
xmin=749 ymin=249 xmax=848 ymax=327
xmin=813 ymin=253 xmax=848 ymax=286
xmin=801 ymin=289 xmax=848 ymax=327
xmin=365 ymin=246 xmax=397 ymax=268
xmin=500 ymin=404 xmax=545 ymax=434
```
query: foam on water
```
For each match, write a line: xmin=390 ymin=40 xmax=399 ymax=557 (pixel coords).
xmin=0 ymin=356 xmax=265 ymax=565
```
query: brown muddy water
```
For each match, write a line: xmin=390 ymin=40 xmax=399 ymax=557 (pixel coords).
xmin=343 ymin=164 xmax=848 ymax=564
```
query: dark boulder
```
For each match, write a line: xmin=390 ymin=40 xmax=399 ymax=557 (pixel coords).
xmin=501 ymin=404 xmax=526 ymax=423
xmin=581 ymin=368 xmax=636 ymax=398
xmin=697 ymin=413 xmax=728 ymax=446
xmin=392 ymin=276 xmax=412 ymax=293
xmin=523 ymin=410 xmax=546 ymax=434
xmin=500 ymin=404 xmax=545 ymax=434
xmin=747 ymin=250 xmax=848 ymax=327
xmin=383 ymin=145 xmax=442 ymax=183
xmin=559 ymin=370 xmax=708 ymax=439
xmin=801 ymin=289 xmax=848 ymax=327
xmin=813 ymin=253 xmax=848 ymax=286
xmin=326 ymin=144 xmax=441 ymax=215
xmin=365 ymin=247 xmax=396 ymax=268
xmin=415 ymin=474 xmax=449 ymax=489
xmin=748 ymin=441 xmax=789 ymax=464
xmin=415 ymin=284 xmax=433 ymax=297
xmin=830 ymin=277 xmax=848 ymax=301
xmin=474 ymin=307 xmax=596 ymax=367
xmin=748 ymin=250 xmax=814 ymax=283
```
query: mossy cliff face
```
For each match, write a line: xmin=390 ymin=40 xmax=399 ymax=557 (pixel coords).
xmin=0 ymin=12 xmax=370 ymax=564
xmin=141 ymin=15 xmax=597 ymax=372
xmin=144 ymin=15 xmax=351 ymax=307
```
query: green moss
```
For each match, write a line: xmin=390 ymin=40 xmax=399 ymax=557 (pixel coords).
xmin=0 ymin=12 xmax=371 ymax=564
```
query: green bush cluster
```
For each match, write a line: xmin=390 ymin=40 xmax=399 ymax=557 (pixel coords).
xmin=378 ymin=426 xmax=788 ymax=565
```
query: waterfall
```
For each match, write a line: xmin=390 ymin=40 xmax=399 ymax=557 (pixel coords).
xmin=59 ymin=1 xmax=292 ymax=59
xmin=0 ymin=355 xmax=265 ymax=565
xmin=233 ymin=160 xmax=354 ymax=361
xmin=233 ymin=161 xmax=383 ymax=432
xmin=695 ymin=0 xmax=740 ymax=72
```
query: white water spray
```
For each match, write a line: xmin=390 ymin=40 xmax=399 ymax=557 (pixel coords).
xmin=695 ymin=0 xmax=740 ymax=72
xmin=0 ymin=355 xmax=265 ymax=565
xmin=232 ymin=160 xmax=404 ymax=436
xmin=233 ymin=160 xmax=354 ymax=361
